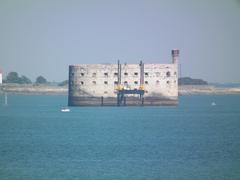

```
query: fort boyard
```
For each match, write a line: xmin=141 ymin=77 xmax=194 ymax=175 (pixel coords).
xmin=68 ymin=49 xmax=179 ymax=106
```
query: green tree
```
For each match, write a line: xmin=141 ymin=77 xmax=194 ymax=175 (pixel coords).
xmin=5 ymin=72 xmax=32 ymax=84
xmin=6 ymin=72 xmax=20 ymax=83
xmin=36 ymin=76 xmax=47 ymax=84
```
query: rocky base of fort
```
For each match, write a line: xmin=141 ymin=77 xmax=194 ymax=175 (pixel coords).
xmin=68 ymin=96 xmax=178 ymax=106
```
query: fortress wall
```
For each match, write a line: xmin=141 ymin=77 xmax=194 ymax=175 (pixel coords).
xmin=143 ymin=64 xmax=178 ymax=98
xmin=69 ymin=64 xmax=118 ymax=97
xmin=68 ymin=49 xmax=179 ymax=106
xmin=68 ymin=63 xmax=178 ymax=106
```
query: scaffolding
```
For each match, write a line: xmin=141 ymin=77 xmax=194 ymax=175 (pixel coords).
xmin=116 ymin=60 xmax=145 ymax=106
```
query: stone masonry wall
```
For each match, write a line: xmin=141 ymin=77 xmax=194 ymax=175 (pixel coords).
xmin=69 ymin=63 xmax=178 ymax=99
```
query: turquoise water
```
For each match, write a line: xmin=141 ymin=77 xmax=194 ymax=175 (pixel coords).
xmin=0 ymin=95 xmax=240 ymax=180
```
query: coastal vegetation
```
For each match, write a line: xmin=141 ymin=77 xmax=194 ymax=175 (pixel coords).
xmin=4 ymin=72 xmax=32 ymax=84
xmin=178 ymin=77 xmax=208 ymax=85
xmin=3 ymin=72 xmax=48 ymax=84
xmin=36 ymin=76 xmax=47 ymax=84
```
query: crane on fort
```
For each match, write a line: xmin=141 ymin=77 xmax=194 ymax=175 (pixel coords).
xmin=116 ymin=60 xmax=145 ymax=106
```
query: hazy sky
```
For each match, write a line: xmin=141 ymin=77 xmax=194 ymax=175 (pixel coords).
xmin=0 ymin=0 xmax=240 ymax=83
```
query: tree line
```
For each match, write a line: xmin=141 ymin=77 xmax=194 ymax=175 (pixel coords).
xmin=178 ymin=77 xmax=208 ymax=85
xmin=3 ymin=72 xmax=47 ymax=84
xmin=3 ymin=72 xmax=68 ymax=86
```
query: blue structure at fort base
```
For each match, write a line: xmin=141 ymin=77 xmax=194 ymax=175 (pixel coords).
xmin=117 ymin=89 xmax=145 ymax=106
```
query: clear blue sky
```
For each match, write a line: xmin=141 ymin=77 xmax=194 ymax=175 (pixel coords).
xmin=0 ymin=0 xmax=240 ymax=83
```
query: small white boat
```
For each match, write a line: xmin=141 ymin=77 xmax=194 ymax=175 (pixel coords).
xmin=61 ymin=108 xmax=70 ymax=112
xmin=211 ymin=102 xmax=216 ymax=106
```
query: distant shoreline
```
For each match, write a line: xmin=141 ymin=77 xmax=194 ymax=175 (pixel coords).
xmin=1 ymin=84 xmax=240 ymax=95
xmin=179 ymin=85 xmax=240 ymax=95
xmin=0 ymin=84 xmax=67 ymax=95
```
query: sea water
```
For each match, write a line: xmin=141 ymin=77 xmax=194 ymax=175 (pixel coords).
xmin=0 ymin=95 xmax=240 ymax=180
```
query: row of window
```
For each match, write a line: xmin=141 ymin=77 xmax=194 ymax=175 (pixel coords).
xmin=78 ymin=80 xmax=175 ymax=85
xmin=102 ymin=90 xmax=150 ymax=94
xmin=75 ymin=71 xmax=176 ymax=77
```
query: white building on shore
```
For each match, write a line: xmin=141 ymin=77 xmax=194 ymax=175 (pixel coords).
xmin=0 ymin=70 xmax=2 ymax=84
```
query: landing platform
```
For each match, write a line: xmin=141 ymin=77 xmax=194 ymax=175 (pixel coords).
xmin=68 ymin=96 xmax=178 ymax=106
